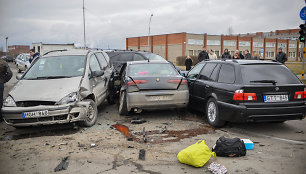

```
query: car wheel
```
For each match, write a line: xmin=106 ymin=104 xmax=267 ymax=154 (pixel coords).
xmin=80 ymin=99 xmax=98 ymax=127
xmin=118 ymin=91 xmax=128 ymax=115
xmin=206 ymin=98 xmax=225 ymax=127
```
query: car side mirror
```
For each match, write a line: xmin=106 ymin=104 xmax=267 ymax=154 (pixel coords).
xmin=92 ymin=70 xmax=104 ymax=77
xmin=16 ymin=74 xmax=22 ymax=80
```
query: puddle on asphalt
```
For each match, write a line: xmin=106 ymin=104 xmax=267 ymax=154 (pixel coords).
xmin=0 ymin=125 xmax=79 ymax=141
xmin=112 ymin=124 xmax=215 ymax=144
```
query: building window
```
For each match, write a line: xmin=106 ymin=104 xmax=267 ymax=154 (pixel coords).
xmin=38 ymin=46 xmax=41 ymax=52
xmin=266 ymin=51 xmax=275 ymax=58
xmin=224 ymin=41 xmax=236 ymax=47
xmin=278 ymin=43 xmax=287 ymax=48
xmin=289 ymin=52 xmax=296 ymax=58
xmin=189 ymin=50 xmax=194 ymax=56
xmin=253 ymin=42 xmax=263 ymax=48
xmin=266 ymin=42 xmax=275 ymax=48
xmin=207 ymin=40 xmax=221 ymax=46
xmin=289 ymin=44 xmax=296 ymax=48
xmin=188 ymin=39 xmax=203 ymax=45
xmin=239 ymin=41 xmax=250 ymax=47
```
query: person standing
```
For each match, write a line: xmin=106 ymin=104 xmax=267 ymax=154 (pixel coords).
xmin=233 ymin=53 xmax=239 ymax=59
xmin=276 ymin=47 xmax=287 ymax=64
xmin=221 ymin=48 xmax=231 ymax=59
xmin=0 ymin=58 xmax=13 ymax=122
xmin=29 ymin=49 xmax=40 ymax=64
xmin=198 ymin=47 xmax=209 ymax=62
xmin=208 ymin=49 xmax=217 ymax=60
xmin=185 ymin=56 xmax=193 ymax=71
xmin=233 ymin=50 xmax=244 ymax=59
xmin=244 ymin=50 xmax=251 ymax=60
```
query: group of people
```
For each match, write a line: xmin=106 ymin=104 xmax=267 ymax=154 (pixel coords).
xmin=0 ymin=49 xmax=40 ymax=122
xmin=185 ymin=46 xmax=287 ymax=70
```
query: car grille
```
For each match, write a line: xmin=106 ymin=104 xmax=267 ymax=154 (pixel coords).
xmin=16 ymin=101 xmax=56 ymax=107
xmin=7 ymin=115 xmax=68 ymax=124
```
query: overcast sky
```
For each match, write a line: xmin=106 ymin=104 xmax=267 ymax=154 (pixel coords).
xmin=0 ymin=0 xmax=304 ymax=51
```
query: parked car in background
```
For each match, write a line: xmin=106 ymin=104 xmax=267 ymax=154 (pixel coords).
xmin=187 ymin=59 xmax=306 ymax=127
xmin=106 ymin=50 xmax=184 ymax=72
xmin=1 ymin=55 xmax=14 ymax=62
xmin=2 ymin=49 xmax=113 ymax=128
xmin=16 ymin=53 xmax=31 ymax=73
xmin=117 ymin=60 xmax=189 ymax=115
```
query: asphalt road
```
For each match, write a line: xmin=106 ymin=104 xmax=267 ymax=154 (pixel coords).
xmin=0 ymin=62 xmax=305 ymax=174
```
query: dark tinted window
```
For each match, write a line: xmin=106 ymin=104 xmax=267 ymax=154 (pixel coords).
xmin=200 ymin=63 xmax=216 ymax=80
xmin=187 ymin=63 xmax=205 ymax=79
xmin=95 ymin=53 xmax=108 ymax=69
xmin=120 ymin=53 xmax=133 ymax=61
xmin=210 ymin=64 xmax=221 ymax=81
xmin=241 ymin=64 xmax=301 ymax=85
xmin=218 ymin=64 xmax=235 ymax=84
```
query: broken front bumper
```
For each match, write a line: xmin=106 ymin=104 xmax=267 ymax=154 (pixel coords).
xmin=1 ymin=101 xmax=90 ymax=127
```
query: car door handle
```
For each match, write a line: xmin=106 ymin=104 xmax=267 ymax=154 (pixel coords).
xmin=205 ymin=85 xmax=210 ymax=88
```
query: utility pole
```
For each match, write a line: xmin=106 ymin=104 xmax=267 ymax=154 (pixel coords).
xmin=83 ymin=0 xmax=86 ymax=49
xmin=148 ymin=14 xmax=153 ymax=52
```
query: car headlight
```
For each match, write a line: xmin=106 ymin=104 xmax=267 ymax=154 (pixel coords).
xmin=4 ymin=96 xmax=16 ymax=107
xmin=56 ymin=92 xmax=79 ymax=105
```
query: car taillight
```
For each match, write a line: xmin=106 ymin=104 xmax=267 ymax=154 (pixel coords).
xmin=294 ymin=91 xmax=306 ymax=99
xmin=168 ymin=79 xmax=187 ymax=84
xmin=126 ymin=80 xmax=148 ymax=86
xmin=233 ymin=89 xmax=257 ymax=101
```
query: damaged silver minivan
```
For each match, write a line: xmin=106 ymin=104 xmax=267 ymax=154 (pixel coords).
xmin=2 ymin=49 xmax=113 ymax=128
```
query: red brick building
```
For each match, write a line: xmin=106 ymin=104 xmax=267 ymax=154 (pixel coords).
xmin=126 ymin=29 xmax=301 ymax=63
xmin=8 ymin=45 xmax=30 ymax=57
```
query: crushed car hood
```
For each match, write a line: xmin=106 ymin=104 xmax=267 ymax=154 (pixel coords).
xmin=9 ymin=77 xmax=82 ymax=102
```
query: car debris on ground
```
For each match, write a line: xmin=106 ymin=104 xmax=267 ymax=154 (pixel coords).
xmin=54 ymin=156 xmax=69 ymax=172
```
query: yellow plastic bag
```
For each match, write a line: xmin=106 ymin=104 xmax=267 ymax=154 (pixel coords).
xmin=177 ymin=140 xmax=216 ymax=167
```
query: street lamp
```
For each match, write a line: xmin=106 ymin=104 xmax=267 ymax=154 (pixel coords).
xmin=148 ymin=14 xmax=153 ymax=52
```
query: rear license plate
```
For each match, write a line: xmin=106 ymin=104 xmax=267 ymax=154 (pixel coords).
xmin=22 ymin=110 xmax=49 ymax=118
xmin=149 ymin=95 xmax=170 ymax=101
xmin=264 ymin=95 xmax=288 ymax=103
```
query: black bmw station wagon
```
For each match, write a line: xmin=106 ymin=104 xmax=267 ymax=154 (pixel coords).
xmin=187 ymin=59 xmax=306 ymax=127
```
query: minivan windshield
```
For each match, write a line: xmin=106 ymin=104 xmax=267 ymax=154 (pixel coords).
xmin=241 ymin=64 xmax=301 ymax=85
xmin=142 ymin=53 xmax=165 ymax=61
xmin=128 ymin=63 xmax=178 ymax=76
xmin=23 ymin=55 xmax=86 ymax=80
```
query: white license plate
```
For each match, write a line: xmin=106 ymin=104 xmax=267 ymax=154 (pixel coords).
xmin=264 ymin=95 xmax=288 ymax=103
xmin=22 ymin=110 xmax=49 ymax=118
xmin=149 ymin=95 xmax=170 ymax=101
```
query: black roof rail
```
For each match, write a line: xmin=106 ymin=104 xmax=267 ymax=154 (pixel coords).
xmin=232 ymin=59 xmax=238 ymax=63
xmin=43 ymin=49 xmax=68 ymax=56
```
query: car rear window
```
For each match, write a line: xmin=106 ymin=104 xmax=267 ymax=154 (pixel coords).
xmin=241 ymin=64 xmax=301 ymax=85
xmin=128 ymin=63 xmax=178 ymax=76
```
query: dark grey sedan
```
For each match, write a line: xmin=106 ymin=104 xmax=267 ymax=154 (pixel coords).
xmin=118 ymin=60 xmax=189 ymax=115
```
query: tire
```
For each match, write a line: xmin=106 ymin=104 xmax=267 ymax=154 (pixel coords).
xmin=80 ymin=99 xmax=98 ymax=127
xmin=206 ymin=98 xmax=225 ymax=127
xmin=118 ymin=91 xmax=128 ymax=116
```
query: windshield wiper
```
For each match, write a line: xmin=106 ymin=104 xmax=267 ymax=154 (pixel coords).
xmin=27 ymin=76 xmax=72 ymax=80
xmin=250 ymin=80 xmax=277 ymax=85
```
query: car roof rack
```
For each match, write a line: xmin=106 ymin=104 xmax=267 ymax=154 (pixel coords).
xmin=232 ymin=59 xmax=238 ymax=63
xmin=43 ymin=49 xmax=68 ymax=56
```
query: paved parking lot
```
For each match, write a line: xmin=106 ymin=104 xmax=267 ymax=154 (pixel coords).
xmin=0 ymin=62 xmax=305 ymax=174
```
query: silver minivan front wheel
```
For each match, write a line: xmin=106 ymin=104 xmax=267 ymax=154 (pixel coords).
xmin=80 ymin=99 xmax=97 ymax=127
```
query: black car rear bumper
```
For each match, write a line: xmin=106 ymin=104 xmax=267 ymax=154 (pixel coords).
xmin=217 ymin=101 xmax=306 ymax=122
